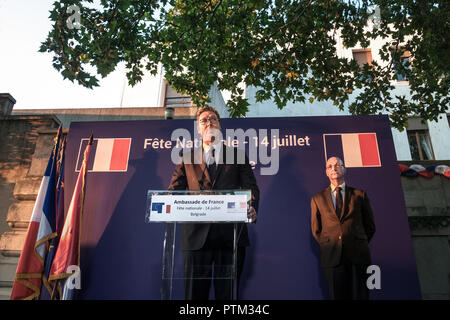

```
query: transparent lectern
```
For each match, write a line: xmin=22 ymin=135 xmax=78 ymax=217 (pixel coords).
xmin=145 ymin=190 xmax=251 ymax=300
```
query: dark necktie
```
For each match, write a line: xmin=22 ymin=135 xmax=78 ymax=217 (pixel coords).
xmin=207 ymin=149 xmax=216 ymax=181
xmin=335 ymin=186 xmax=343 ymax=219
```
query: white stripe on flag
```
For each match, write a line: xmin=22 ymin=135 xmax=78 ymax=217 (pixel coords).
xmin=35 ymin=214 xmax=52 ymax=259
xmin=92 ymin=139 xmax=114 ymax=172
xmin=341 ymin=134 xmax=362 ymax=167
xmin=31 ymin=175 xmax=52 ymax=260
xmin=30 ymin=176 xmax=49 ymax=223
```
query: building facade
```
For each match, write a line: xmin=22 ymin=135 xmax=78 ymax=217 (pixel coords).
xmin=1 ymin=36 xmax=449 ymax=298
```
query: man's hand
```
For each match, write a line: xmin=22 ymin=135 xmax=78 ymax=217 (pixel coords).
xmin=247 ymin=206 xmax=257 ymax=223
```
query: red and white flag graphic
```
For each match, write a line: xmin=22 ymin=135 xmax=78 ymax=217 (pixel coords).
xmin=323 ymin=133 xmax=381 ymax=168
xmin=76 ymin=138 xmax=131 ymax=172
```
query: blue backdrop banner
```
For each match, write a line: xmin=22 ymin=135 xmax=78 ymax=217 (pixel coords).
xmin=65 ymin=115 xmax=421 ymax=299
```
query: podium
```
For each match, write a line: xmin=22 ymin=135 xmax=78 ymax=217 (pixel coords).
xmin=145 ymin=190 xmax=251 ymax=300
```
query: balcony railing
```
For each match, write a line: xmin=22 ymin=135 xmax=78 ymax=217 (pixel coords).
xmin=165 ymin=96 xmax=192 ymax=108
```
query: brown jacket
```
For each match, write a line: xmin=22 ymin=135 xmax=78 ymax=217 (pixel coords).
xmin=311 ymin=185 xmax=376 ymax=268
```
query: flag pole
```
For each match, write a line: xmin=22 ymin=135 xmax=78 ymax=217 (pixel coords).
xmin=47 ymin=133 xmax=93 ymax=300
xmin=50 ymin=279 xmax=58 ymax=300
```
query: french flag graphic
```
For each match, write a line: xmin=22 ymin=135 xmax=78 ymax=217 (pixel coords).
xmin=151 ymin=203 xmax=171 ymax=214
xmin=323 ymin=133 xmax=381 ymax=167
xmin=76 ymin=138 xmax=131 ymax=172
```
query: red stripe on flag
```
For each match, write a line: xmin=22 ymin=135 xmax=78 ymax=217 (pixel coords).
xmin=49 ymin=171 xmax=83 ymax=276
xmin=49 ymin=138 xmax=92 ymax=287
xmin=358 ymin=133 xmax=380 ymax=166
xmin=10 ymin=221 xmax=42 ymax=300
xmin=109 ymin=139 xmax=130 ymax=171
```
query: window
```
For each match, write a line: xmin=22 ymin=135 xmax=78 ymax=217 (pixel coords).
xmin=352 ymin=49 xmax=373 ymax=81
xmin=407 ymin=130 xmax=435 ymax=160
xmin=393 ymin=50 xmax=411 ymax=82
xmin=164 ymin=84 xmax=192 ymax=107
xmin=406 ymin=118 xmax=435 ymax=160
xmin=352 ymin=49 xmax=373 ymax=67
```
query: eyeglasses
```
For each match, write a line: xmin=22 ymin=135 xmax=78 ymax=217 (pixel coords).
xmin=198 ymin=116 xmax=219 ymax=126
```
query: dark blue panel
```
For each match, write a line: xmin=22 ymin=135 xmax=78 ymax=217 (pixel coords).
xmin=324 ymin=134 xmax=344 ymax=163
xmin=64 ymin=115 xmax=421 ymax=300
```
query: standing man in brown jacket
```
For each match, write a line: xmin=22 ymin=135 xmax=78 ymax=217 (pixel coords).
xmin=311 ymin=156 xmax=376 ymax=300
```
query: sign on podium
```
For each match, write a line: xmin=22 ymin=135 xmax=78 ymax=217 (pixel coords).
xmin=145 ymin=190 xmax=252 ymax=300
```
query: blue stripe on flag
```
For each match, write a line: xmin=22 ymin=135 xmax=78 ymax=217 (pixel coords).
xmin=324 ymin=134 xmax=344 ymax=163
xmin=152 ymin=203 xmax=164 ymax=213
xmin=76 ymin=139 xmax=98 ymax=171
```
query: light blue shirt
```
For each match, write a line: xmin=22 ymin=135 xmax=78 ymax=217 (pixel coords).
xmin=203 ymin=143 xmax=221 ymax=166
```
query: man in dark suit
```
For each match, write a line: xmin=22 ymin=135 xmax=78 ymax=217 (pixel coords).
xmin=311 ymin=156 xmax=376 ymax=300
xmin=168 ymin=106 xmax=259 ymax=300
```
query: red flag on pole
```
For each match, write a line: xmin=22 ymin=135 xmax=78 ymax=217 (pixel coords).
xmin=49 ymin=135 xmax=93 ymax=299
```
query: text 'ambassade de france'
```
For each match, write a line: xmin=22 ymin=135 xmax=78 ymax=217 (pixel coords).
xmin=174 ymin=199 xmax=225 ymax=205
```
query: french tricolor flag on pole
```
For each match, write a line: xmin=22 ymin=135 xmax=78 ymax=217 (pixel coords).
xmin=76 ymin=138 xmax=131 ymax=172
xmin=323 ymin=133 xmax=381 ymax=167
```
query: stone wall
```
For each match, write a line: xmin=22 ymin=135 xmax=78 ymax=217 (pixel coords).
xmin=0 ymin=115 xmax=60 ymax=299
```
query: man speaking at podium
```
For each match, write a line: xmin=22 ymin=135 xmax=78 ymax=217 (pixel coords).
xmin=168 ymin=106 xmax=260 ymax=300
xmin=311 ymin=156 xmax=376 ymax=300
